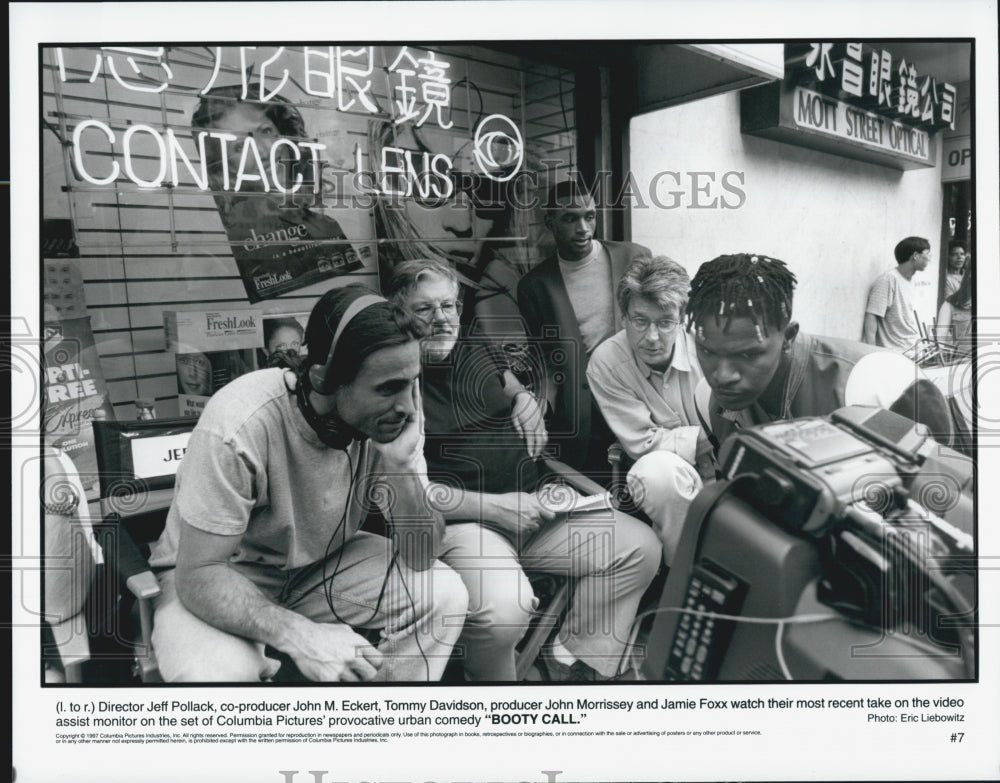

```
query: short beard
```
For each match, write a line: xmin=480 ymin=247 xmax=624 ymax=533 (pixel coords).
xmin=422 ymin=336 xmax=457 ymax=362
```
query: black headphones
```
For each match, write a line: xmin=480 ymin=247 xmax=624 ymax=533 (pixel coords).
xmin=295 ymin=293 xmax=386 ymax=450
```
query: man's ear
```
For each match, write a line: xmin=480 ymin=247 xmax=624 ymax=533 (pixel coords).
xmin=782 ymin=321 xmax=800 ymax=346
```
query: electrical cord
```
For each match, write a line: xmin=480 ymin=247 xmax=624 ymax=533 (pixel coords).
xmin=613 ymin=473 xmax=754 ymax=678
xmin=453 ymin=77 xmax=485 ymax=130
xmin=620 ymin=495 xmax=975 ymax=681
xmin=391 ymin=555 xmax=431 ymax=682
xmin=315 ymin=445 xmax=430 ymax=680
xmin=622 ymin=605 xmax=841 ymax=681
xmin=318 ymin=447 xmax=396 ymax=627
xmin=279 ymin=444 xmax=405 ymax=681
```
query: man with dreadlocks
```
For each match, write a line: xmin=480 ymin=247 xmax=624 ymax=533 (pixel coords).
xmin=623 ymin=253 xmax=953 ymax=561
xmin=688 ymin=253 xmax=952 ymax=456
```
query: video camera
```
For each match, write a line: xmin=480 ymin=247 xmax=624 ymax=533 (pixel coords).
xmin=642 ymin=406 xmax=976 ymax=682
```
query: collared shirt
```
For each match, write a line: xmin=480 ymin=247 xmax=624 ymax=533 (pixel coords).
xmin=586 ymin=328 xmax=714 ymax=479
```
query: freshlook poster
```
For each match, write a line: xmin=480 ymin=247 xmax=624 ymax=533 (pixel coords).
xmin=10 ymin=2 xmax=1000 ymax=782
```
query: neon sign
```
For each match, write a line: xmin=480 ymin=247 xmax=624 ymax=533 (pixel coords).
xmin=59 ymin=46 xmax=525 ymax=194
xmin=71 ymin=119 xmax=325 ymax=192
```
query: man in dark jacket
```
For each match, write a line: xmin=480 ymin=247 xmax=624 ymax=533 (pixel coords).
xmin=517 ymin=182 xmax=650 ymax=475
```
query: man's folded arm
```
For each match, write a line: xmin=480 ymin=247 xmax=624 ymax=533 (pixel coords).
xmin=587 ymin=366 xmax=701 ymax=464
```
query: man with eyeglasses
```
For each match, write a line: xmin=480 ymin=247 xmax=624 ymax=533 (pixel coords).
xmin=587 ymin=255 xmax=714 ymax=562
xmin=387 ymin=259 xmax=660 ymax=681
xmin=387 ymin=259 xmax=547 ymax=456
xmin=862 ymin=236 xmax=931 ymax=351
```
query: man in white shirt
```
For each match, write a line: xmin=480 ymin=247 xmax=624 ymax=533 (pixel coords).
xmin=148 ymin=287 xmax=467 ymax=682
xmin=863 ymin=235 xmax=930 ymax=351
xmin=587 ymin=255 xmax=714 ymax=562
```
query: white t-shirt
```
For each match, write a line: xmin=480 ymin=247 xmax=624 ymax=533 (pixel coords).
xmin=149 ymin=369 xmax=395 ymax=571
xmin=865 ymin=267 xmax=921 ymax=351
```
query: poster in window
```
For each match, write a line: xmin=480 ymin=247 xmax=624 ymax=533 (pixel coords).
xmin=192 ymin=86 xmax=364 ymax=302
xmin=42 ymin=314 xmax=117 ymax=499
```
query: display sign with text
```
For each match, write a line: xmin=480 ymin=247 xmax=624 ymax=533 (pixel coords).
xmin=784 ymin=42 xmax=957 ymax=131
xmin=741 ymin=81 xmax=938 ymax=169
xmin=790 ymin=86 xmax=932 ymax=162
xmin=942 ymin=80 xmax=971 ymax=182
xmin=130 ymin=432 xmax=192 ymax=478
xmin=741 ymin=42 xmax=959 ymax=170
xmin=50 ymin=45 xmax=569 ymax=307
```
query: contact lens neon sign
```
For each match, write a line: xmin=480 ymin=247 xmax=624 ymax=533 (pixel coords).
xmin=61 ymin=45 xmax=523 ymax=194
xmin=71 ymin=117 xmax=520 ymax=195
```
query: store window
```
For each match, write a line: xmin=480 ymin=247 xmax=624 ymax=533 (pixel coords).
xmin=42 ymin=44 xmax=579 ymax=461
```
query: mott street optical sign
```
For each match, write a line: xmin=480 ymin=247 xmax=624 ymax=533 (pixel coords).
xmin=740 ymin=43 xmax=957 ymax=170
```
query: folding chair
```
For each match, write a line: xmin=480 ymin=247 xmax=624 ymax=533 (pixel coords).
xmin=91 ymin=417 xmax=196 ymax=682
xmin=513 ymin=457 xmax=612 ymax=680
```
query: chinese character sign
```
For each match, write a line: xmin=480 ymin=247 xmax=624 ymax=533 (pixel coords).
xmin=51 ymin=45 xmax=548 ymax=304
xmin=787 ymin=43 xmax=956 ymax=131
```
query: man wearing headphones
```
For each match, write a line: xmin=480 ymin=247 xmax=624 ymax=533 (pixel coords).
xmin=148 ymin=286 xmax=468 ymax=682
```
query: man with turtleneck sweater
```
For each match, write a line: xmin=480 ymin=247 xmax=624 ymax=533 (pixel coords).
xmin=517 ymin=182 xmax=651 ymax=476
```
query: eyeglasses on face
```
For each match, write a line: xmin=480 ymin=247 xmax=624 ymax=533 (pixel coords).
xmin=410 ymin=299 xmax=463 ymax=323
xmin=625 ymin=313 xmax=679 ymax=333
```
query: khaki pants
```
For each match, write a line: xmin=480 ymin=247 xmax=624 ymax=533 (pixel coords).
xmin=627 ymin=450 xmax=706 ymax=564
xmin=151 ymin=532 xmax=468 ymax=682
xmin=440 ymin=502 xmax=660 ymax=680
